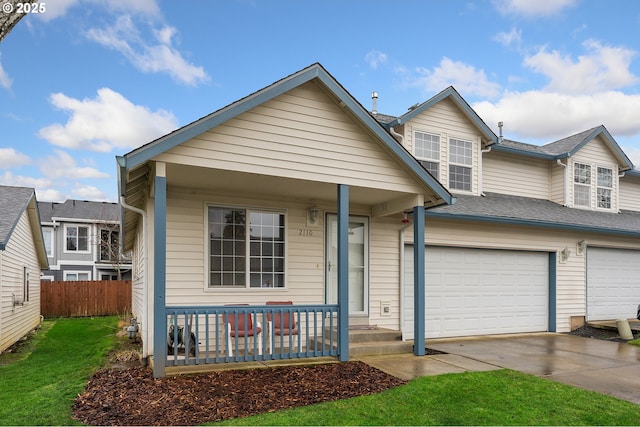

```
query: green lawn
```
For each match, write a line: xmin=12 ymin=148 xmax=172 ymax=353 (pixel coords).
xmin=212 ymin=369 xmax=640 ymax=426
xmin=1 ymin=317 xmax=640 ymax=426
xmin=0 ymin=316 xmax=117 ymax=426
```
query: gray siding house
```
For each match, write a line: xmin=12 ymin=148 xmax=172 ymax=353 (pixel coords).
xmin=38 ymin=200 xmax=132 ymax=281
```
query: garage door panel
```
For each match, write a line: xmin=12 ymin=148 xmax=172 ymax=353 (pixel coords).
xmin=587 ymin=248 xmax=640 ymax=321
xmin=404 ymin=246 xmax=549 ymax=340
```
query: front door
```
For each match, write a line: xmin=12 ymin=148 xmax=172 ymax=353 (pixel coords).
xmin=325 ymin=214 xmax=368 ymax=315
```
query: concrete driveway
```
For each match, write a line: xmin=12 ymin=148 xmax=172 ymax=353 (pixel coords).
xmin=358 ymin=334 xmax=640 ymax=405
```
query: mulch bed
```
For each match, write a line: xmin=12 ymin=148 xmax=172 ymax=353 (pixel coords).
xmin=72 ymin=361 xmax=407 ymax=426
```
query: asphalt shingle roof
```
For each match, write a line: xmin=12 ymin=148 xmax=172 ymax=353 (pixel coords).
xmin=428 ymin=192 xmax=640 ymax=236
xmin=37 ymin=200 xmax=119 ymax=223
xmin=0 ymin=185 xmax=36 ymax=248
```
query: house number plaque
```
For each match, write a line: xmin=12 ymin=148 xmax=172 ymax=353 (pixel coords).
xmin=298 ymin=228 xmax=313 ymax=236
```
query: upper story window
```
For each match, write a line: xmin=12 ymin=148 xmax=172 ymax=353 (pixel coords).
xmin=597 ymin=167 xmax=613 ymax=209
xmin=414 ymin=131 xmax=440 ymax=179
xmin=65 ymin=225 xmax=89 ymax=253
xmin=100 ymin=228 xmax=120 ymax=262
xmin=208 ymin=206 xmax=285 ymax=288
xmin=449 ymin=138 xmax=473 ymax=192
xmin=42 ymin=228 xmax=53 ymax=257
xmin=573 ymin=163 xmax=591 ymax=207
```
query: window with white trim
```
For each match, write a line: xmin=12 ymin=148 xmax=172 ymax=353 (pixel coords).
xmin=65 ymin=271 xmax=90 ymax=281
xmin=65 ymin=225 xmax=89 ymax=252
xmin=573 ymin=163 xmax=591 ymax=207
xmin=43 ymin=228 xmax=53 ymax=257
xmin=414 ymin=131 xmax=440 ymax=179
xmin=208 ymin=206 xmax=285 ymax=288
xmin=597 ymin=166 xmax=613 ymax=209
xmin=448 ymin=138 xmax=473 ymax=191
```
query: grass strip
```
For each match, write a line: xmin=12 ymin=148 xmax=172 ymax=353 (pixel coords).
xmin=0 ymin=316 xmax=118 ymax=426
xmin=213 ymin=369 xmax=640 ymax=426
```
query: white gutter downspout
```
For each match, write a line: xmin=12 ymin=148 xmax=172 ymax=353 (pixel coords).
xmin=557 ymin=159 xmax=568 ymax=206
xmin=120 ymin=196 xmax=149 ymax=359
xmin=618 ymin=171 xmax=626 ymax=213
xmin=480 ymin=145 xmax=492 ymax=196
xmin=389 ymin=126 xmax=404 ymax=145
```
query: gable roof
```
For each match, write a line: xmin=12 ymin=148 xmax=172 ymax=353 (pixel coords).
xmin=427 ymin=192 xmax=640 ymax=237
xmin=382 ymin=86 xmax=498 ymax=145
xmin=0 ymin=185 xmax=48 ymax=268
xmin=494 ymin=125 xmax=634 ymax=170
xmin=38 ymin=200 xmax=119 ymax=223
xmin=118 ymin=63 xmax=454 ymax=206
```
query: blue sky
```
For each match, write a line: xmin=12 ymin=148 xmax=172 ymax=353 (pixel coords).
xmin=1 ymin=0 xmax=640 ymax=202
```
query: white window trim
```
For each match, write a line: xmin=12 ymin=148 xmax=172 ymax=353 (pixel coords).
xmin=448 ymin=137 xmax=474 ymax=193
xmin=64 ymin=271 xmax=91 ymax=281
xmin=596 ymin=165 xmax=614 ymax=211
xmin=414 ymin=130 xmax=441 ymax=178
xmin=204 ymin=204 xmax=288 ymax=291
xmin=43 ymin=227 xmax=54 ymax=258
xmin=63 ymin=224 xmax=92 ymax=254
xmin=573 ymin=162 xmax=592 ymax=208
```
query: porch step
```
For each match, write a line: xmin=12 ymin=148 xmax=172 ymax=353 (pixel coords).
xmin=316 ymin=327 xmax=412 ymax=357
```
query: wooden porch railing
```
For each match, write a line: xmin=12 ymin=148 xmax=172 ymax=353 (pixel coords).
xmin=164 ymin=304 xmax=339 ymax=367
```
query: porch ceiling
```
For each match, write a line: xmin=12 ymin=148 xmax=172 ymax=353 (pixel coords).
xmin=165 ymin=163 xmax=420 ymax=209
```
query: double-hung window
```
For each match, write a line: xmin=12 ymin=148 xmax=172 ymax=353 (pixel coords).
xmin=65 ymin=225 xmax=89 ymax=252
xmin=208 ymin=206 xmax=285 ymax=288
xmin=449 ymin=138 xmax=473 ymax=191
xmin=42 ymin=228 xmax=53 ymax=257
xmin=100 ymin=229 xmax=119 ymax=262
xmin=573 ymin=163 xmax=591 ymax=207
xmin=414 ymin=131 xmax=440 ymax=179
xmin=597 ymin=167 xmax=613 ymax=209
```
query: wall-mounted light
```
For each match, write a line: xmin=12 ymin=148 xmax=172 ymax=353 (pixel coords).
xmin=576 ymin=240 xmax=586 ymax=256
xmin=307 ymin=206 xmax=320 ymax=227
xmin=560 ymin=247 xmax=570 ymax=263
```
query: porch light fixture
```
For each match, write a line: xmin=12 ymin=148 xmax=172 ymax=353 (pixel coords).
xmin=576 ymin=240 xmax=586 ymax=256
xmin=307 ymin=206 xmax=320 ymax=227
xmin=560 ymin=247 xmax=570 ymax=263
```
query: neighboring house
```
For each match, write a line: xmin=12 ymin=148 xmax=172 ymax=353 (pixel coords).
xmin=38 ymin=200 xmax=132 ymax=281
xmin=117 ymin=63 xmax=640 ymax=377
xmin=0 ymin=185 xmax=48 ymax=352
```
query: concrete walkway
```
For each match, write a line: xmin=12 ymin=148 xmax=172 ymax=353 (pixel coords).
xmin=357 ymin=333 xmax=640 ymax=405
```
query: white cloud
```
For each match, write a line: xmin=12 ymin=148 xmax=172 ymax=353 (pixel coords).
xmin=0 ymin=56 xmax=13 ymax=91
xmin=365 ymin=50 xmax=388 ymax=70
xmin=86 ymin=15 xmax=209 ymax=86
xmin=36 ymin=188 xmax=67 ymax=203
xmin=39 ymin=150 xmax=110 ymax=179
xmin=71 ymin=184 xmax=111 ymax=202
xmin=473 ymin=90 xmax=640 ymax=141
xmin=0 ymin=171 xmax=51 ymax=189
xmin=492 ymin=0 xmax=577 ymax=17
xmin=493 ymin=27 xmax=522 ymax=48
xmin=524 ymin=40 xmax=638 ymax=94
xmin=0 ymin=148 xmax=30 ymax=168
xmin=407 ymin=58 xmax=501 ymax=99
xmin=39 ymin=88 xmax=177 ymax=152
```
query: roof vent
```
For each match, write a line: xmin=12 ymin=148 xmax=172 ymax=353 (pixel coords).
xmin=498 ymin=121 xmax=504 ymax=143
xmin=408 ymin=102 xmax=420 ymax=111
xmin=371 ymin=91 xmax=378 ymax=115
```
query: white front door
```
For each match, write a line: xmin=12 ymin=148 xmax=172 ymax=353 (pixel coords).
xmin=326 ymin=215 xmax=368 ymax=315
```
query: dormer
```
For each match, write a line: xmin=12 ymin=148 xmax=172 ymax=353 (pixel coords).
xmin=380 ymin=87 xmax=497 ymax=196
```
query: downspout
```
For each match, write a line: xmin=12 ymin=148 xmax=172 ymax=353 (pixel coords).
xmin=556 ymin=159 xmax=568 ymax=206
xmin=389 ymin=127 xmax=404 ymax=145
xmin=480 ymin=145 xmax=492 ymax=196
xmin=618 ymin=171 xmax=625 ymax=213
xmin=120 ymin=196 xmax=149 ymax=360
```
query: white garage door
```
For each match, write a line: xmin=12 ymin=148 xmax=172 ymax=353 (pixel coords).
xmin=587 ymin=247 xmax=640 ymax=321
xmin=404 ymin=246 xmax=549 ymax=340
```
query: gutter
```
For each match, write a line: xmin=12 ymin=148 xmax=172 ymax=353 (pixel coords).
xmin=556 ymin=159 xmax=568 ymax=206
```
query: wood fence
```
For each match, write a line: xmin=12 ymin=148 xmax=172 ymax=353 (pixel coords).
xmin=40 ymin=280 xmax=131 ymax=317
